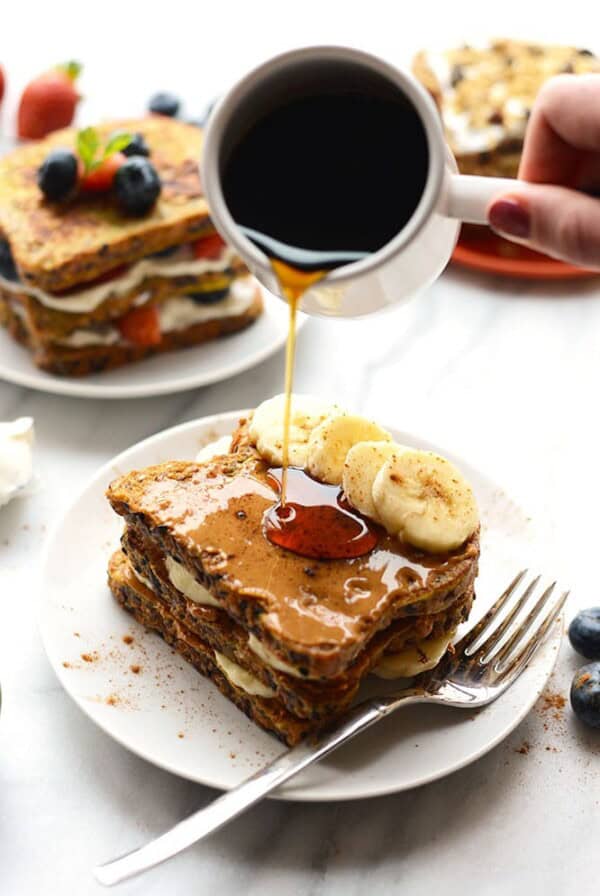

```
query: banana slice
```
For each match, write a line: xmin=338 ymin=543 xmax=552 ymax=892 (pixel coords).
xmin=342 ymin=440 xmax=403 ymax=520
xmin=248 ymin=394 xmax=340 ymax=468
xmin=372 ymin=450 xmax=478 ymax=552
xmin=307 ymin=414 xmax=392 ymax=485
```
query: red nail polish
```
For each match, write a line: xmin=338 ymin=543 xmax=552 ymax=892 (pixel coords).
xmin=488 ymin=198 xmax=530 ymax=239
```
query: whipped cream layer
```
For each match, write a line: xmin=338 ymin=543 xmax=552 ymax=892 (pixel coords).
xmin=56 ymin=278 xmax=256 ymax=349
xmin=0 ymin=244 xmax=238 ymax=314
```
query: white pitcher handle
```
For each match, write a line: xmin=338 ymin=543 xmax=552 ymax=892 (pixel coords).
xmin=443 ymin=173 xmax=521 ymax=225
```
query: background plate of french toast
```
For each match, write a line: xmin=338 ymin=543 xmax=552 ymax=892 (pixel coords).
xmin=0 ymin=119 xmax=302 ymax=398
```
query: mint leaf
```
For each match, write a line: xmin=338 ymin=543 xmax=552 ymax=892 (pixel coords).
xmin=103 ymin=132 xmax=133 ymax=159
xmin=76 ymin=127 xmax=99 ymax=173
xmin=58 ymin=60 xmax=82 ymax=81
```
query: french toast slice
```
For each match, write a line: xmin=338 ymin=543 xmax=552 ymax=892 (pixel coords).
xmin=106 ymin=420 xmax=479 ymax=680
xmin=119 ymin=517 xmax=474 ymax=720
xmin=413 ymin=39 xmax=600 ymax=178
xmin=0 ymin=117 xmax=211 ymax=292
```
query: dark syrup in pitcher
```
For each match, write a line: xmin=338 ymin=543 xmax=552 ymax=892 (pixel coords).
xmin=221 ymin=61 xmax=429 ymax=267
xmin=221 ymin=61 xmax=429 ymax=556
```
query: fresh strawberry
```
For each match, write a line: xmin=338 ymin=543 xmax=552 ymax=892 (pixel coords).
xmin=193 ymin=232 xmax=226 ymax=260
xmin=17 ymin=61 xmax=82 ymax=140
xmin=0 ymin=65 xmax=5 ymax=105
xmin=80 ymin=152 xmax=126 ymax=192
xmin=117 ymin=305 xmax=161 ymax=347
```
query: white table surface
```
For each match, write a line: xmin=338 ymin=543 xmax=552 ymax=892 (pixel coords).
xmin=1 ymin=2 xmax=600 ymax=894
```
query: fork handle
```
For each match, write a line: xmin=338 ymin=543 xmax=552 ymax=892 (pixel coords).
xmin=94 ymin=692 xmax=424 ymax=886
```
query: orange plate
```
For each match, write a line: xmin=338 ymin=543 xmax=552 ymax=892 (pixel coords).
xmin=452 ymin=226 xmax=597 ymax=280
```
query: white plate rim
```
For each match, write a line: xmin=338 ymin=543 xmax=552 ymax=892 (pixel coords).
xmin=38 ymin=411 xmax=562 ymax=801
xmin=0 ymin=287 xmax=304 ymax=399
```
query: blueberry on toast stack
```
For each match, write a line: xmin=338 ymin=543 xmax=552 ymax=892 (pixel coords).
xmin=0 ymin=116 xmax=261 ymax=376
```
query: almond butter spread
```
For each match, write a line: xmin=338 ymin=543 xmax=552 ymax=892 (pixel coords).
xmin=107 ymin=446 xmax=479 ymax=678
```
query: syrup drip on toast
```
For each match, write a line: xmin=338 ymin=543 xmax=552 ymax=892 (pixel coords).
xmin=264 ymin=466 xmax=378 ymax=560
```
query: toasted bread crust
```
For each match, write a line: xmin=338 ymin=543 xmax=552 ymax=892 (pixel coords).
xmin=121 ymin=519 xmax=474 ymax=718
xmin=109 ymin=550 xmax=316 ymax=746
xmin=106 ymin=433 xmax=480 ymax=679
xmin=0 ymin=284 xmax=263 ymax=376
xmin=0 ymin=117 xmax=211 ymax=292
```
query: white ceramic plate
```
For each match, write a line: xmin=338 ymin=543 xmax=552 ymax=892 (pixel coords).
xmin=39 ymin=412 xmax=562 ymax=801
xmin=0 ymin=286 xmax=302 ymax=399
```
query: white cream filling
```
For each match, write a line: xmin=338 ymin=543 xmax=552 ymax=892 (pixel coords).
xmin=54 ymin=278 xmax=255 ymax=348
xmin=247 ymin=633 xmax=303 ymax=679
xmin=0 ymin=417 xmax=34 ymax=509
xmin=165 ymin=555 xmax=220 ymax=608
xmin=0 ymin=245 xmax=238 ymax=314
xmin=214 ymin=651 xmax=275 ymax=698
xmin=57 ymin=328 xmax=122 ymax=348
xmin=442 ymin=110 xmax=506 ymax=155
xmin=372 ymin=630 xmax=455 ymax=679
xmin=158 ymin=277 xmax=255 ymax=332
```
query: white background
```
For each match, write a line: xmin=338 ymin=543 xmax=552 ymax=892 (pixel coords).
xmin=1 ymin=2 xmax=600 ymax=894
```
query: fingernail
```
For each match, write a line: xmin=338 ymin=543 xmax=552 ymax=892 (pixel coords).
xmin=488 ymin=197 xmax=530 ymax=238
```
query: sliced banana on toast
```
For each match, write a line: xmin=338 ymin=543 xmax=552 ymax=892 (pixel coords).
xmin=372 ymin=449 xmax=479 ymax=552
xmin=342 ymin=440 xmax=402 ymax=520
xmin=249 ymin=394 xmax=478 ymax=553
xmin=248 ymin=394 xmax=341 ymax=468
xmin=307 ymin=414 xmax=392 ymax=485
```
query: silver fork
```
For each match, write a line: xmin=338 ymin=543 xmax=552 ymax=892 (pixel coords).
xmin=94 ymin=571 xmax=568 ymax=887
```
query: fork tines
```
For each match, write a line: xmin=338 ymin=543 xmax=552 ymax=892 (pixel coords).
xmin=457 ymin=570 xmax=569 ymax=681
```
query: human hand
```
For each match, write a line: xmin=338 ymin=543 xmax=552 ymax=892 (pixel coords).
xmin=487 ymin=74 xmax=600 ymax=269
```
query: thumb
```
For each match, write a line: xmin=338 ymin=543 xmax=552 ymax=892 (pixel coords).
xmin=487 ymin=184 xmax=600 ymax=269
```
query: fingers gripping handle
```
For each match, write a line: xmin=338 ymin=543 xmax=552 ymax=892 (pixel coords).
xmin=443 ymin=173 xmax=521 ymax=225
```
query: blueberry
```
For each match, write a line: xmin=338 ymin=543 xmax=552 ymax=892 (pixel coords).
xmin=188 ymin=288 xmax=229 ymax=305
xmin=148 ymin=92 xmax=180 ymax=118
xmin=571 ymin=662 xmax=600 ymax=728
xmin=568 ymin=607 xmax=600 ymax=659
xmin=151 ymin=245 xmax=180 ymax=259
xmin=114 ymin=158 xmax=161 ymax=216
xmin=37 ymin=148 xmax=79 ymax=201
xmin=0 ymin=240 xmax=19 ymax=282
xmin=120 ymin=132 xmax=150 ymax=158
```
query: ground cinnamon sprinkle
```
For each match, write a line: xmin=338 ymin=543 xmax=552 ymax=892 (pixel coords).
xmin=106 ymin=694 xmax=120 ymax=706
xmin=122 ymin=635 xmax=134 ymax=645
xmin=542 ymin=692 xmax=566 ymax=712
xmin=130 ymin=664 xmax=141 ymax=675
xmin=81 ymin=652 xmax=99 ymax=663
xmin=516 ymin=740 xmax=530 ymax=755
xmin=540 ymin=691 xmax=566 ymax=722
